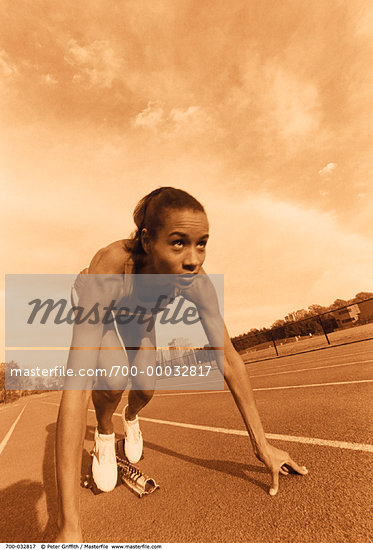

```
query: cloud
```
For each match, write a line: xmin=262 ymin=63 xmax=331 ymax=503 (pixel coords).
xmin=169 ymin=106 xmax=209 ymax=132
xmin=1 ymin=2 xmax=372 ymax=338
xmin=64 ymin=39 xmax=122 ymax=88
xmin=133 ymin=102 xmax=210 ymax=135
xmin=0 ymin=49 xmax=18 ymax=78
xmin=265 ymin=65 xmax=321 ymax=142
xmin=41 ymin=74 xmax=58 ymax=86
xmin=354 ymin=3 xmax=373 ymax=38
xmin=205 ymin=192 xmax=373 ymax=331
xmin=133 ymin=102 xmax=164 ymax=130
xmin=318 ymin=162 xmax=337 ymax=177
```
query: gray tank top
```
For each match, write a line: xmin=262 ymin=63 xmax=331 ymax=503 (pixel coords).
xmin=72 ymin=245 xmax=180 ymax=313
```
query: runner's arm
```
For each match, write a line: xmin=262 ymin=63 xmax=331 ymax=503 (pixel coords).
xmin=193 ymin=274 xmax=308 ymax=495
xmin=55 ymin=247 xmax=124 ymax=541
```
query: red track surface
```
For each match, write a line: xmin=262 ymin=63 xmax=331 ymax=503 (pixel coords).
xmin=1 ymin=340 xmax=372 ymax=543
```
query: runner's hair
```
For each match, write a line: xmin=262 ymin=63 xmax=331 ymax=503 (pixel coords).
xmin=125 ymin=187 xmax=205 ymax=268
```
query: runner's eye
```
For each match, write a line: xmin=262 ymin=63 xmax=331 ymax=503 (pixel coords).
xmin=171 ymin=240 xmax=184 ymax=249
xmin=197 ymin=241 xmax=207 ymax=249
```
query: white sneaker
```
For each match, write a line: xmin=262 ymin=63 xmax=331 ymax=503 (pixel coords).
xmin=91 ymin=428 xmax=118 ymax=492
xmin=122 ymin=405 xmax=143 ymax=464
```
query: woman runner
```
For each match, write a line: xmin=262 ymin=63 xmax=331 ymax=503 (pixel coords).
xmin=55 ymin=187 xmax=308 ymax=542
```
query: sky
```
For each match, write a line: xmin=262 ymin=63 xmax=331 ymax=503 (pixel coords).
xmin=1 ymin=0 xmax=373 ymax=358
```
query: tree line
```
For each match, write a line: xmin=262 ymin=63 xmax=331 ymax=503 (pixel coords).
xmin=0 ymin=361 xmax=46 ymax=404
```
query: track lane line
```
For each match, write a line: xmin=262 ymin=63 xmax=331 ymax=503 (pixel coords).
xmin=40 ymin=378 xmax=373 ymax=405
xmin=40 ymin=401 xmax=373 ymax=452
xmin=0 ymin=404 xmax=27 ymax=456
xmin=248 ymin=354 xmax=373 ymax=373
xmin=249 ymin=359 xmax=373 ymax=379
xmin=246 ymin=347 xmax=373 ymax=370
xmin=254 ymin=379 xmax=373 ymax=391
xmin=154 ymin=378 xmax=373 ymax=395
xmin=130 ymin=415 xmax=373 ymax=453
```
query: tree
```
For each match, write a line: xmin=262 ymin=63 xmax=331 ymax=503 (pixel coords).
xmin=294 ymin=309 xmax=308 ymax=320
xmin=271 ymin=320 xmax=285 ymax=328
xmin=308 ymin=304 xmax=326 ymax=315
xmin=330 ymin=299 xmax=348 ymax=310
xmin=355 ymin=292 xmax=373 ymax=301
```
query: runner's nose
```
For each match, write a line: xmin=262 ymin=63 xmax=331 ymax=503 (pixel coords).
xmin=182 ymin=248 xmax=199 ymax=272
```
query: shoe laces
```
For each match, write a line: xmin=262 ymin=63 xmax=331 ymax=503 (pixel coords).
xmin=127 ymin=421 xmax=142 ymax=442
xmin=95 ymin=436 xmax=115 ymax=464
xmin=132 ymin=427 xmax=141 ymax=442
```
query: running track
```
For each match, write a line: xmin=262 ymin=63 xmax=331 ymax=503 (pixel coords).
xmin=0 ymin=339 xmax=372 ymax=543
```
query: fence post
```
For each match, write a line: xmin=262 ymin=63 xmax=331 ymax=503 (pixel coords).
xmin=270 ymin=331 xmax=279 ymax=356
xmin=318 ymin=315 xmax=331 ymax=345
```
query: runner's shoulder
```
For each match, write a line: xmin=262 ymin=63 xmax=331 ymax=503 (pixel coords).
xmin=88 ymin=239 xmax=132 ymax=274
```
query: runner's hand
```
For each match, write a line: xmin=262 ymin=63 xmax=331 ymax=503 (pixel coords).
xmin=177 ymin=274 xmax=218 ymax=312
xmin=257 ymin=443 xmax=308 ymax=496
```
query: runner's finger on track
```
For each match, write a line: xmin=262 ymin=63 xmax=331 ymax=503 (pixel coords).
xmin=269 ymin=469 xmax=279 ymax=496
xmin=282 ymin=458 xmax=308 ymax=475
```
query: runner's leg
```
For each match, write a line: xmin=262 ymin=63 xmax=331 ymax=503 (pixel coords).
xmin=92 ymin=326 xmax=129 ymax=434
xmin=125 ymin=325 xmax=156 ymax=420
xmin=56 ymin=389 xmax=91 ymax=542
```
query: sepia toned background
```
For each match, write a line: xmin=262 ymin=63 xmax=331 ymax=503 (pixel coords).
xmin=1 ymin=0 xmax=373 ymax=359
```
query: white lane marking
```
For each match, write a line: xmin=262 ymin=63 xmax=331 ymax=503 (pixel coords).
xmin=41 ymin=378 xmax=373 ymax=407
xmin=156 ymin=390 xmax=228 ymax=396
xmin=248 ymin=355 xmax=373 ymax=374
xmin=0 ymin=404 xmax=27 ymax=456
xmin=153 ymin=378 xmax=373 ymax=397
xmin=124 ymin=415 xmax=373 ymax=454
xmin=249 ymin=359 xmax=373 ymax=379
xmin=157 ymin=380 xmax=224 ymax=391
xmin=264 ymin=433 xmax=373 ymax=453
xmin=254 ymin=379 xmax=373 ymax=391
xmin=40 ymin=401 xmax=373 ymax=453
xmin=246 ymin=347 xmax=373 ymax=372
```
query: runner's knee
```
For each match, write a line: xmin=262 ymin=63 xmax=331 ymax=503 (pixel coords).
xmin=136 ymin=389 xmax=154 ymax=403
xmin=93 ymin=389 xmax=124 ymax=402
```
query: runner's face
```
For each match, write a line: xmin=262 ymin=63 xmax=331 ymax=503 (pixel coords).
xmin=149 ymin=209 xmax=209 ymax=275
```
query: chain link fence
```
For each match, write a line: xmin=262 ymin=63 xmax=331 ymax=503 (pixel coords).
xmin=232 ymin=297 xmax=373 ymax=363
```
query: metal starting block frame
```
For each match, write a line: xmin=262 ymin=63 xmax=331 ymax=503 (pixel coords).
xmin=81 ymin=439 xmax=160 ymax=498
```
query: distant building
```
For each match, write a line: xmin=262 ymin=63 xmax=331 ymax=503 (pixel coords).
xmin=156 ymin=348 xmax=167 ymax=365
xmin=334 ymin=304 xmax=360 ymax=328
xmin=167 ymin=337 xmax=196 ymax=366
xmin=357 ymin=300 xmax=373 ymax=323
